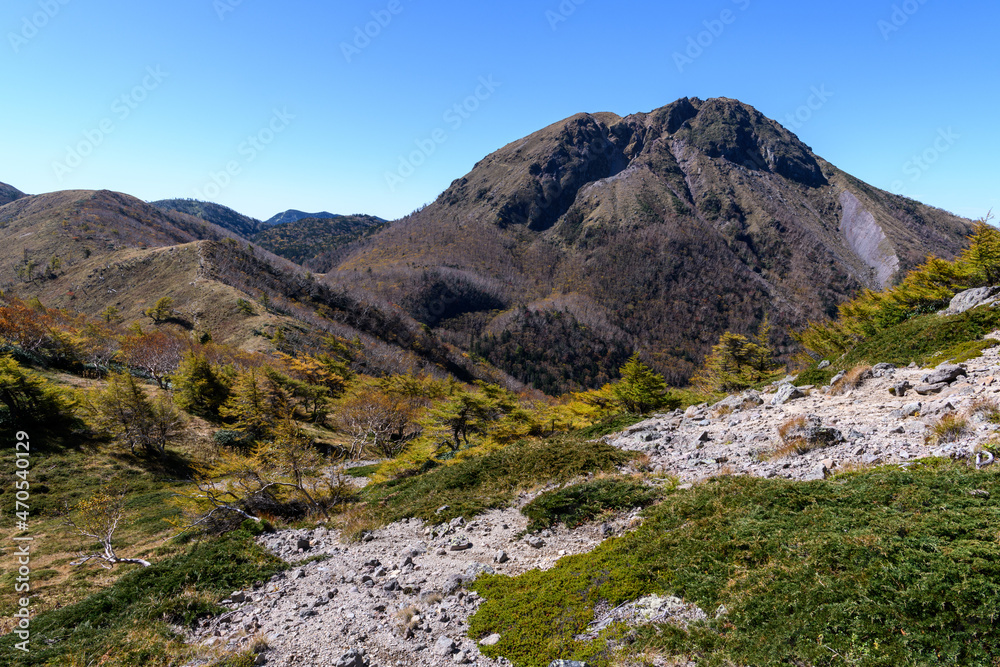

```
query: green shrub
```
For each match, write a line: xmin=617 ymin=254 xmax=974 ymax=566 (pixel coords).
xmin=521 ymin=478 xmax=661 ymax=531
xmin=470 ymin=465 xmax=1000 ymax=667
xmin=363 ymin=436 xmax=631 ymax=525
xmin=0 ymin=525 xmax=285 ymax=665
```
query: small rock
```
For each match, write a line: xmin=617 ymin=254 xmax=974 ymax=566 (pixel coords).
xmin=494 ymin=550 xmax=509 ymax=564
xmin=549 ymin=661 xmax=591 ymax=667
xmin=435 ymin=505 xmax=451 ymax=515
xmin=335 ymin=650 xmax=369 ymax=667
xmin=296 ymin=538 xmax=311 ymax=551
xmin=915 ymin=383 xmax=948 ymax=396
xmin=969 ymin=489 xmax=991 ymax=499
xmin=527 ymin=536 xmax=545 ymax=549
xmin=830 ymin=371 xmax=846 ymax=387
xmin=696 ymin=430 xmax=711 ymax=442
xmin=480 ymin=633 xmax=502 ymax=646
xmin=818 ymin=360 xmax=831 ymax=369
xmin=434 ymin=636 xmax=457 ymax=656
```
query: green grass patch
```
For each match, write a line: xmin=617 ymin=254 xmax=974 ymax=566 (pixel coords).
xmin=469 ymin=464 xmax=1000 ymax=667
xmin=344 ymin=463 xmax=381 ymax=478
xmin=0 ymin=522 xmax=286 ymax=666
xmin=793 ymin=367 xmax=835 ymax=387
xmin=573 ymin=414 xmax=647 ymax=439
xmin=362 ymin=436 xmax=632 ymax=525
xmin=839 ymin=307 xmax=1000 ymax=369
xmin=521 ymin=478 xmax=661 ymax=532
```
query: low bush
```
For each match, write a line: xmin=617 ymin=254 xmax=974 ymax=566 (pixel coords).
xmin=362 ymin=436 xmax=631 ymax=526
xmin=521 ymin=478 xmax=660 ymax=532
xmin=469 ymin=464 xmax=1000 ymax=667
xmin=0 ymin=522 xmax=285 ymax=665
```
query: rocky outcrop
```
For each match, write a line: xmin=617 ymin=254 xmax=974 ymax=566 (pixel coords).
xmin=839 ymin=191 xmax=900 ymax=289
xmin=942 ymin=287 xmax=1000 ymax=315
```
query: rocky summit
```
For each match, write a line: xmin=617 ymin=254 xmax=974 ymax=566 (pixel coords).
xmin=330 ymin=97 xmax=971 ymax=388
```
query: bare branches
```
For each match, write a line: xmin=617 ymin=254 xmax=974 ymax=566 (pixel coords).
xmin=65 ymin=484 xmax=151 ymax=569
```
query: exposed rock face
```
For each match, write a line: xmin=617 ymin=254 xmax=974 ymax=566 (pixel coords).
xmin=942 ymin=287 xmax=1000 ymax=315
xmin=839 ymin=191 xmax=901 ymax=289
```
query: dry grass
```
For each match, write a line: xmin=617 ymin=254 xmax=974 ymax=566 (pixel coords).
xmin=925 ymin=413 xmax=970 ymax=446
xmin=712 ymin=404 xmax=734 ymax=418
xmin=964 ymin=397 xmax=1000 ymax=423
xmin=332 ymin=503 xmax=379 ymax=542
xmin=830 ymin=365 xmax=873 ymax=395
xmin=766 ymin=415 xmax=841 ymax=460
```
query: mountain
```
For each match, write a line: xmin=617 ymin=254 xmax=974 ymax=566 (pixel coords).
xmin=0 ymin=189 xmax=513 ymax=384
xmin=0 ymin=181 xmax=26 ymax=206
xmin=151 ymin=198 xmax=267 ymax=238
xmin=265 ymin=210 xmax=342 ymax=227
xmin=251 ymin=215 xmax=388 ymax=269
xmin=328 ymin=97 xmax=973 ymax=389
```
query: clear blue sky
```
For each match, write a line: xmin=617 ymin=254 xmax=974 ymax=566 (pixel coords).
xmin=2 ymin=0 xmax=997 ymax=222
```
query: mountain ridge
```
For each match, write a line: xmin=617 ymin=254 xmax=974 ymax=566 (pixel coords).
xmin=327 ymin=96 xmax=973 ymax=388
xmin=0 ymin=181 xmax=27 ymax=206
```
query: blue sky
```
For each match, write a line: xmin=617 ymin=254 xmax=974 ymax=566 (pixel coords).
xmin=2 ymin=0 xmax=997 ymax=222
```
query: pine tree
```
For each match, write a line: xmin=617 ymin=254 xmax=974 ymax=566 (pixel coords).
xmin=611 ymin=354 xmax=669 ymax=414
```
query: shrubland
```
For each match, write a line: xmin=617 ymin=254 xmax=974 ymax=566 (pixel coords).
xmin=3 ymin=219 xmax=1000 ymax=666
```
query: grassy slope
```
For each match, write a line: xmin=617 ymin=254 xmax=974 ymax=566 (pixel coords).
xmin=796 ymin=306 xmax=1000 ymax=387
xmin=470 ymin=463 xmax=1000 ymax=667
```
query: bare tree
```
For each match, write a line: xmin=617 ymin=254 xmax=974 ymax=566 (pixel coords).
xmin=66 ymin=485 xmax=151 ymax=569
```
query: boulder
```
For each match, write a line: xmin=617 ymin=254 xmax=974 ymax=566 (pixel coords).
xmin=872 ymin=363 xmax=897 ymax=378
xmin=889 ymin=381 xmax=912 ymax=397
xmin=434 ymin=636 xmax=457 ymax=656
xmin=818 ymin=360 xmax=831 ymax=369
xmin=890 ymin=402 xmax=922 ymax=418
xmin=480 ymin=633 xmax=502 ymax=647
xmin=771 ymin=384 xmax=806 ymax=405
xmin=915 ymin=383 xmax=948 ymax=396
xmin=941 ymin=286 xmax=1000 ymax=315
xmin=829 ymin=371 xmax=846 ymax=387
xmin=921 ymin=365 xmax=967 ymax=386
xmin=335 ymin=650 xmax=368 ymax=667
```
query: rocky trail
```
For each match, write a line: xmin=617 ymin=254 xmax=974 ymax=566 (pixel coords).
xmin=187 ymin=339 xmax=1000 ymax=667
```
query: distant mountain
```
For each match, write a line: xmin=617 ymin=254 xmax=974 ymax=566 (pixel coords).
xmin=0 ymin=181 xmax=26 ymax=206
xmin=265 ymin=210 xmax=342 ymax=227
xmin=252 ymin=215 xmax=389 ymax=269
xmin=151 ymin=198 xmax=266 ymax=238
xmin=328 ymin=97 xmax=973 ymax=390
xmin=0 ymin=189 xmax=510 ymax=385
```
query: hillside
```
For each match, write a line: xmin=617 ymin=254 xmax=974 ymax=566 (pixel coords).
xmin=2 ymin=209 xmax=999 ymax=667
xmin=150 ymin=198 xmax=267 ymax=238
xmin=328 ymin=97 xmax=973 ymax=389
xmin=251 ymin=214 xmax=389 ymax=269
xmin=0 ymin=189 xmax=513 ymax=383
xmin=0 ymin=181 xmax=25 ymax=206
xmin=265 ymin=209 xmax=342 ymax=226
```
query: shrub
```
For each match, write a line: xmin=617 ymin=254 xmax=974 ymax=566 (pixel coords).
xmin=964 ymin=397 xmax=1000 ymax=423
xmin=86 ymin=373 xmax=184 ymax=456
xmin=469 ymin=466 xmax=1000 ymax=667
xmin=521 ymin=478 xmax=661 ymax=532
xmin=770 ymin=415 xmax=842 ymax=458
